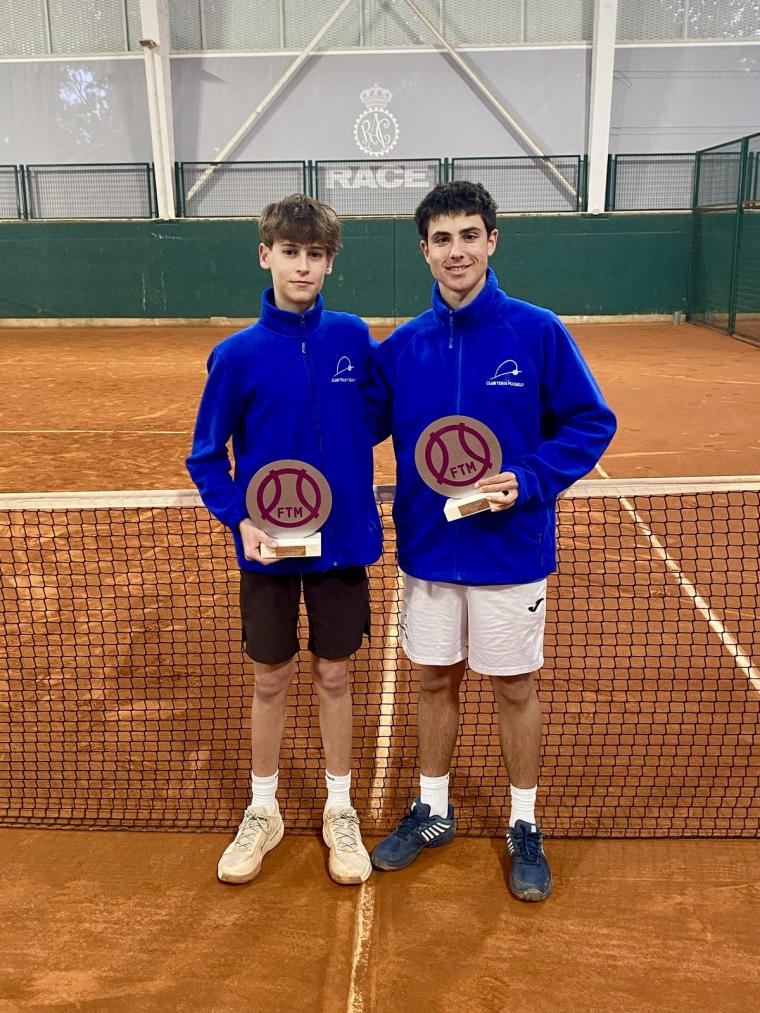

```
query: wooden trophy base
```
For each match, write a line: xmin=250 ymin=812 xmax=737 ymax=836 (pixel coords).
xmin=261 ymin=533 xmax=322 ymax=559
xmin=444 ymin=491 xmax=493 ymax=522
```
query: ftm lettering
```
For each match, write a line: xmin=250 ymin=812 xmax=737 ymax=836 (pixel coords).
xmin=449 ymin=461 xmax=478 ymax=479
xmin=277 ymin=506 xmax=304 ymax=519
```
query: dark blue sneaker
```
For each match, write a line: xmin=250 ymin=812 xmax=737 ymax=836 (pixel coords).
xmin=371 ymin=799 xmax=456 ymax=871
xmin=507 ymin=820 xmax=553 ymax=901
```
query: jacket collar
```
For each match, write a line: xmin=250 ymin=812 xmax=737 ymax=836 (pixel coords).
xmin=259 ymin=287 xmax=324 ymax=336
xmin=431 ymin=267 xmax=501 ymax=326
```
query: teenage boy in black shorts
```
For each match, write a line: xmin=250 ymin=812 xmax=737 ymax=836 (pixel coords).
xmin=187 ymin=195 xmax=381 ymax=885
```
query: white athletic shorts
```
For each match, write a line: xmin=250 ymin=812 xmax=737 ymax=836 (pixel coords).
xmin=399 ymin=573 xmax=548 ymax=677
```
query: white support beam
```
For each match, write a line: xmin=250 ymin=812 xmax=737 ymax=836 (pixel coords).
xmin=139 ymin=0 xmax=176 ymax=220
xmin=587 ymin=0 xmax=618 ymax=214
xmin=186 ymin=0 xmax=356 ymax=203
xmin=400 ymin=0 xmax=577 ymax=203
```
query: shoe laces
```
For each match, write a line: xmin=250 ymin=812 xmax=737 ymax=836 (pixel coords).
xmin=328 ymin=809 xmax=362 ymax=853
xmin=233 ymin=810 xmax=270 ymax=851
xmin=511 ymin=824 xmax=543 ymax=864
xmin=396 ymin=808 xmax=425 ymax=841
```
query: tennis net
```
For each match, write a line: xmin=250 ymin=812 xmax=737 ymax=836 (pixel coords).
xmin=1 ymin=478 xmax=758 ymax=838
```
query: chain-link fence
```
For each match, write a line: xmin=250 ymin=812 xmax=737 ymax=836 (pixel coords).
xmin=177 ymin=162 xmax=309 ymax=218
xmin=24 ymin=164 xmax=156 ymax=219
xmin=689 ymin=133 xmax=760 ymax=346
xmin=608 ymin=154 xmax=696 ymax=211
xmin=0 ymin=166 xmax=25 ymax=220
xmin=450 ymin=156 xmax=585 ymax=212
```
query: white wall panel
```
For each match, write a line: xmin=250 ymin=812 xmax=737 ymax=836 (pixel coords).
xmin=0 ymin=59 xmax=151 ymax=163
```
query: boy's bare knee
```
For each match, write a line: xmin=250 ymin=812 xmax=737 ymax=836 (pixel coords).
xmin=420 ymin=662 xmax=465 ymax=695
xmin=312 ymin=656 xmax=350 ymax=697
xmin=491 ymin=671 xmax=535 ymax=707
xmin=253 ymin=660 xmax=295 ymax=703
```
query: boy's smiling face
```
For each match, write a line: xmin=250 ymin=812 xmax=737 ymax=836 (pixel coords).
xmin=420 ymin=212 xmax=498 ymax=309
xmin=260 ymin=239 xmax=334 ymax=313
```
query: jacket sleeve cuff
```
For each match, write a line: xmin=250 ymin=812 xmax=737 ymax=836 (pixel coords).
xmin=506 ymin=464 xmax=541 ymax=506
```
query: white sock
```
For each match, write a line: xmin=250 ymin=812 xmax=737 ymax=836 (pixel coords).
xmin=325 ymin=771 xmax=352 ymax=811
xmin=420 ymin=773 xmax=450 ymax=818
xmin=251 ymin=771 xmax=278 ymax=815
xmin=510 ymin=784 xmax=537 ymax=827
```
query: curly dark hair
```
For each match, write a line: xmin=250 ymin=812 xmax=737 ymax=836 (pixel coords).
xmin=414 ymin=181 xmax=497 ymax=240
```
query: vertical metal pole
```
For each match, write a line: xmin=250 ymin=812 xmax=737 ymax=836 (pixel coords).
xmin=120 ymin=0 xmax=130 ymax=50
xmin=607 ymin=154 xmax=615 ymax=211
xmin=198 ymin=0 xmax=206 ymax=50
xmin=16 ymin=165 xmax=26 ymax=219
xmin=685 ymin=150 xmax=702 ymax=322
xmin=587 ymin=0 xmax=618 ymax=214
xmin=147 ymin=162 xmax=156 ymax=217
xmin=140 ymin=0 xmax=177 ymax=220
xmin=43 ymin=0 xmax=53 ymax=53
xmin=727 ymin=137 xmax=749 ymax=335
xmin=21 ymin=165 xmax=32 ymax=219
xmin=279 ymin=0 xmax=286 ymax=48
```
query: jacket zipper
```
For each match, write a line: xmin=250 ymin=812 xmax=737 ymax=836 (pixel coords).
xmin=450 ymin=309 xmax=463 ymax=580
xmin=300 ymin=314 xmax=335 ymax=563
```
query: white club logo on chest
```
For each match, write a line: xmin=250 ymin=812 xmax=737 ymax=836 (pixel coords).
xmin=486 ymin=359 xmax=525 ymax=388
xmin=331 ymin=355 xmax=357 ymax=383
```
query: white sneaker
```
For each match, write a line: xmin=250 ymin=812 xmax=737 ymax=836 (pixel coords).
xmin=322 ymin=806 xmax=372 ymax=885
xmin=217 ymin=804 xmax=284 ymax=884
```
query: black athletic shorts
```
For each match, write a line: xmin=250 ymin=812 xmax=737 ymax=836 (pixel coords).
xmin=240 ymin=566 xmax=370 ymax=665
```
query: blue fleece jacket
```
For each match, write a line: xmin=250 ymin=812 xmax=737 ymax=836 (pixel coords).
xmin=186 ymin=289 xmax=382 ymax=573
xmin=366 ymin=269 xmax=616 ymax=585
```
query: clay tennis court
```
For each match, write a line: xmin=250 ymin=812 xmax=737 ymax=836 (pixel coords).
xmin=1 ymin=321 xmax=759 ymax=1011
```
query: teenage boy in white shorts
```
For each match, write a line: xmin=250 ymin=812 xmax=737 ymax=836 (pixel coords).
xmin=366 ymin=181 xmax=616 ymax=900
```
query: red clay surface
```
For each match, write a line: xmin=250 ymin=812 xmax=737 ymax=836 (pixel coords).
xmin=1 ymin=321 xmax=759 ymax=1011
xmin=0 ymin=322 xmax=759 ymax=493
xmin=1 ymin=831 xmax=759 ymax=1012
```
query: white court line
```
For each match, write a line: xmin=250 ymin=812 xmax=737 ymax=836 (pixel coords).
xmin=351 ymin=536 xmax=403 ymax=1011
xmin=0 ymin=429 xmax=190 ymax=435
xmin=595 ymin=464 xmax=760 ymax=693
xmin=347 ymin=881 xmax=376 ymax=1013
xmin=367 ymin=564 xmax=403 ymax=817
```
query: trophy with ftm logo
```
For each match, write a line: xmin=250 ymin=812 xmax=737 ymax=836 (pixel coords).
xmin=414 ymin=416 xmax=503 ymax=521
xmin=246 ymin=460 xmax=332 ymax=558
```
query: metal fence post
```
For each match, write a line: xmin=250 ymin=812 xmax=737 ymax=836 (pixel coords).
xmin=727 ymin=136 xmax=750 ymax=335
xmin=605 ymin=155 xmax=615 ymax=212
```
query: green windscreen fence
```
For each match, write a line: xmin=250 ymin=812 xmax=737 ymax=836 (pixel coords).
xmin=688 ymin=133 xmax=760 ymax=346
xmin=734 ymin=135 xmax=760 ymax=346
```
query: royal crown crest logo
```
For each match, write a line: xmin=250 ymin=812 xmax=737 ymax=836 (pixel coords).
xmin=353 ymin=84 xmax=399 ymax=157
